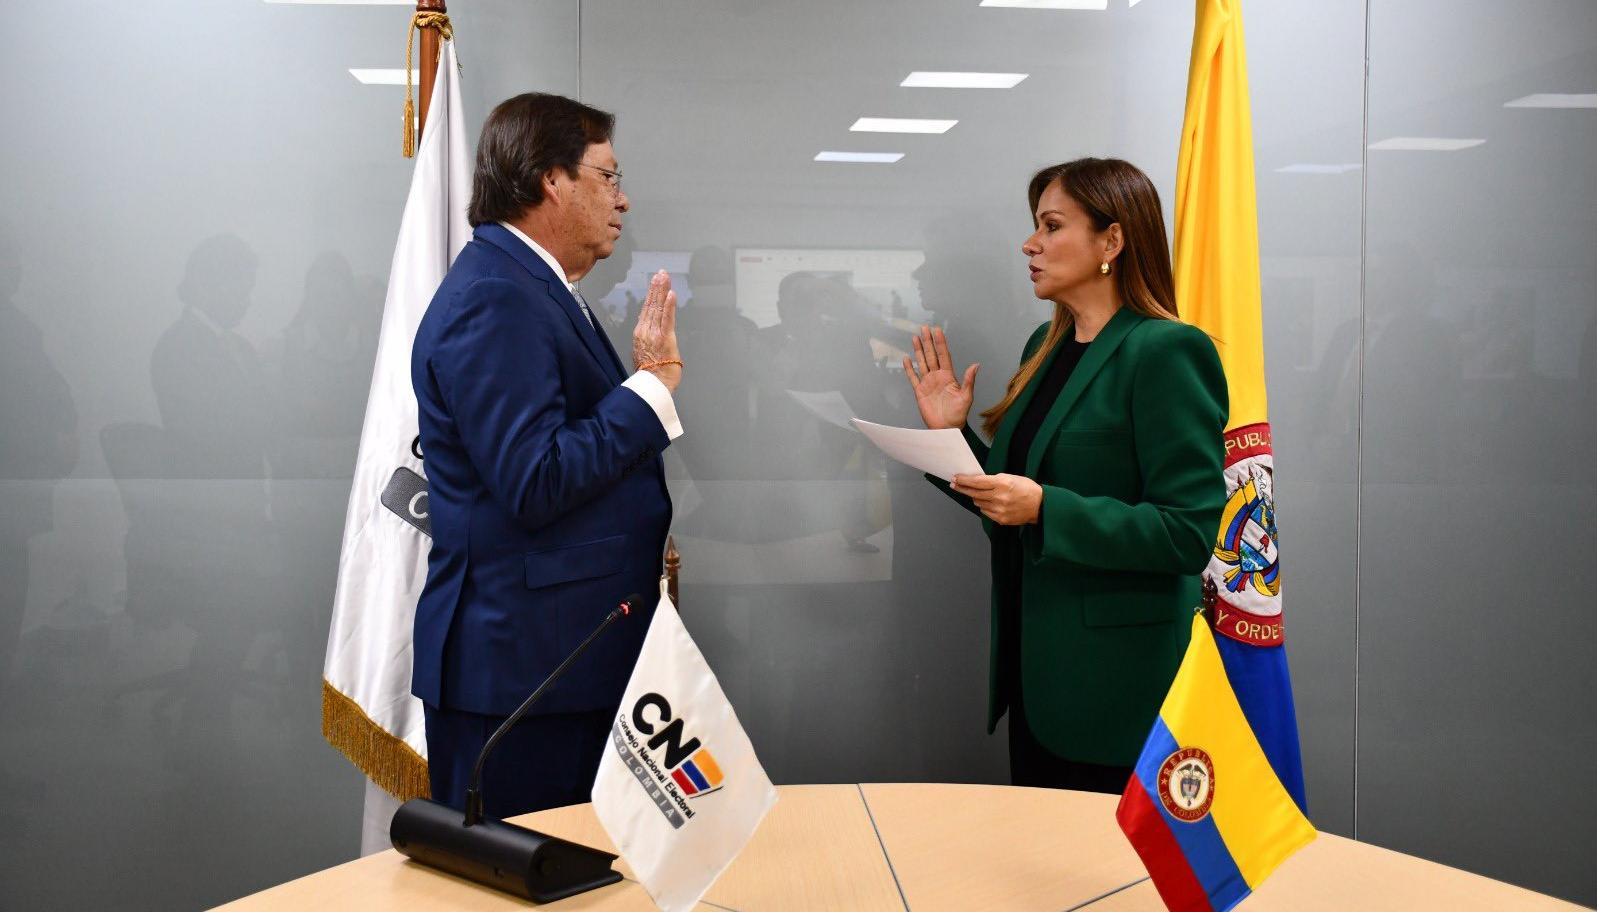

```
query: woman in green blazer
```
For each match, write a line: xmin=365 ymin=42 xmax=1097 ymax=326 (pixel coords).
xmin=903 ymin=158 xmax=1228 ymax=793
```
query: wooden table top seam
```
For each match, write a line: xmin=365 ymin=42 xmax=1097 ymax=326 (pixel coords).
xmin=1060 ymin=876 xmax=1151 ymax=912
xmin=854 ymin=783 xmax=912 ymax=912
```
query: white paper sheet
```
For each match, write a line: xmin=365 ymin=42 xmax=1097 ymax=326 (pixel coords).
xmin=850 ymin=418 xmax=983 ymax=482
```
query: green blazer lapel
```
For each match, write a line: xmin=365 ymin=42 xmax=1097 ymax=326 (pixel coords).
xmin=1022 ymin=307 xmax=1145 ymax=479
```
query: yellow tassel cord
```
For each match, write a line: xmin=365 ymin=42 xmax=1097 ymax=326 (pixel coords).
xmin=321 ymin=679 xmax=431 ymax=800
xmin=402 ymin=11 xmax=454 ymax=158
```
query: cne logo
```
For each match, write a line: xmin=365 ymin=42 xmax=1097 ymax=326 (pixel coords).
xmin=632 ymin=693 xmax=725 ymax=798
xmin=1157 ymin=747 xmax=1215 ymax=822
xmin=608 ymin=692 xmax=726 ymax=829
xmin=379 ymin=467 xmax=432 ymax=537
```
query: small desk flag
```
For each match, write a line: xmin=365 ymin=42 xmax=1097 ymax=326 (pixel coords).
xmin=592 ymin=580 xmax=776 ymax=912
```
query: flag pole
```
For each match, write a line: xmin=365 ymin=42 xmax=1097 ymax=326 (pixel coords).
xmin=416 ymin=0 xmax=446 ymax=142
xmin=403 ymin=0 xmax=450 ymax=157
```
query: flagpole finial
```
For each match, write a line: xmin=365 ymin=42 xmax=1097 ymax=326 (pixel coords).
xmin=665 ymin=535 xmax=681 ymax=607
xmin=403 ymin=0 xmax=452 ymax=158
xmin=1198 ymin=577 xmax=1220 ymax=624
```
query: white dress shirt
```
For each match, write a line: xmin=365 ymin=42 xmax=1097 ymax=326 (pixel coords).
xmin=497 ymin=222 xmax=682 ymax=441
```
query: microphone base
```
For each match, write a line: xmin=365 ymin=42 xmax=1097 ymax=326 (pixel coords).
xmin=391 ymin=798 xmax=623 ymax=903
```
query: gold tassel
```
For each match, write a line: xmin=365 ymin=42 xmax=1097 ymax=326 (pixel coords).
xmin=321 ymin=679 xmax=431 ymax=801
xmin=402 ymin=11 xmax=454 ymax=158
xmin=402 ymin=95 xmax=417 ymax=159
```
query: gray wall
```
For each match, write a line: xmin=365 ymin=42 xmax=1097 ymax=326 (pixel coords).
xmin=0 ymin=1 xmax=1591 ymax=909
xmin=1357 ymin=0 xmax=1597 ymax=898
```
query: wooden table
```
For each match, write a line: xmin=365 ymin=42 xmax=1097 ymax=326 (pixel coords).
xmin=218 ymin=784 xmax=1585 ymax=911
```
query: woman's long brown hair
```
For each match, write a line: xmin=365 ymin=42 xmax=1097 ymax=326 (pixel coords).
xmin=979 ymin=158 xmax=1181 ymax=437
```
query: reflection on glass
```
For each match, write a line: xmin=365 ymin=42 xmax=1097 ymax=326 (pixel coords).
xmin=0 ymin=233 xmax=79 ymax=715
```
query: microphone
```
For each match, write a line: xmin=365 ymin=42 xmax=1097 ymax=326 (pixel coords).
xmin=390 ymin=594 xmax=642 ymax=902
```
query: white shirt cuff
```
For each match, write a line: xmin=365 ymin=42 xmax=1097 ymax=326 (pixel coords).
xmin=621 ymin=370 xmax=684 ymax=441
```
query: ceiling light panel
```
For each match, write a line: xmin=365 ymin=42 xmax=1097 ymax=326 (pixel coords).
xmin=815 ymin=151 xmax=906 ymax=163
xmin=901 ymin=72 xmax=1028 ymax=89
xmin=850 ymin=117 xmax=957 ymax=134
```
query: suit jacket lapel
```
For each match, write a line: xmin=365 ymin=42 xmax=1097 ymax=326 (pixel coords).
xmin=984 ymin=307 xmax=1145 ymax=477
xmin=475 ymin=224 xmax=624 ymax=384
xmin=586 ymin=302 xmax=630 ymax=380
xmin=1022 ymin=306 xmax=1144 ymax=479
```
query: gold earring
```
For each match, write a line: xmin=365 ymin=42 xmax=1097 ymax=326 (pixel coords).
xmin=1100 ymin=261 xmax=1112 ymax=276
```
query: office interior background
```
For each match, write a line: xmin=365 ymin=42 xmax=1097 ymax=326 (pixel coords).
xmin=1 ymin=0 xmax=1593 ymax=908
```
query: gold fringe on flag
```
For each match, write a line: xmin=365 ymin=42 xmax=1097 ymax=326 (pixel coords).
xmin=321 ymin=679 xmax=431 ymax=801
xmin=402 ymin=11 xmax=454 ymax=158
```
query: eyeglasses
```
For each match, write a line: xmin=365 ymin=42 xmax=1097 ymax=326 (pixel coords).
xmin=577 ymin=162 xmax=623 ymax=193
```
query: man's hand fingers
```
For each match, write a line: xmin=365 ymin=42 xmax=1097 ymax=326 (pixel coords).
xmin=645 ymin=273 xmax=663 ymax=336
xmin=642 ymin=273 xmax=661 ymax=316
xmin=911 ymin=332 xmax=929 ymax=377
xmin=655 ymin=272 xmax=673 ymax=335
xmin=647 ymin=272 xmax=667 ymax=325
xmin=962 ymin=362 xmax=980 ymax=391
xmin=902 ymin=356 xmax=921 ymax=387
xmin=920 ymin=326 xmax=940 ymax=372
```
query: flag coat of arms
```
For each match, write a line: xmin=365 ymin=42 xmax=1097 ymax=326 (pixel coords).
xmin=592 ymin=581 xmax=777 ymax=912
xmin=1116 ymin=1 xmax=1315 ymax=909
xmin=321 ymin=40 xmax=469 ymax=800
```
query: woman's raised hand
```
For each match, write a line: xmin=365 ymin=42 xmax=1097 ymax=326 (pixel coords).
xmin=902 ymin=325 xmax=979 ymax=430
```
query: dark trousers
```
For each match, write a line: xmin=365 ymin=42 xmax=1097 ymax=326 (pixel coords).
xmin=424 ymin=704 xmax=614 ymax=818
xmin=1007 ymin=693 xmax=1135 ymax=795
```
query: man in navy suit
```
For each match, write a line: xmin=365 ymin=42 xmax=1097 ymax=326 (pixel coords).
xmin=410 ymin=93 xmax=683 ymax=816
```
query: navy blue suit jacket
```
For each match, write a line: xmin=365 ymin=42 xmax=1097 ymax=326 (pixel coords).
xmin=410 ymin=223 xmax=672 ymax=717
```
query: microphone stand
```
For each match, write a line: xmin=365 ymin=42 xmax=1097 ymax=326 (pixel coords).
xmin=389 ymin=596 xmax=638 ymax=902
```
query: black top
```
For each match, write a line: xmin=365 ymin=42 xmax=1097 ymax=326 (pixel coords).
xmin=1005 ymin=337 xmax=1091 ymax=477
xmin=996 ymin=335 xmax=1089 ymax=731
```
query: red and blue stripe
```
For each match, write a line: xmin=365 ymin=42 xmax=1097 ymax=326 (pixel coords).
xmin=1121 ymin=718 xmax=1251 ymax=912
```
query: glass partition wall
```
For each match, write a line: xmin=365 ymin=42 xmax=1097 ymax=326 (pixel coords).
xmin=0 ymin=1 xmax=1591 ymax=907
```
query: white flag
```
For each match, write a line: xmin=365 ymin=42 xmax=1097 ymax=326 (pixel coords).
xmin=592 ymin=581 xmax=777 ymax=912
xmin=321 ymin=41 xmax=468 ymax=802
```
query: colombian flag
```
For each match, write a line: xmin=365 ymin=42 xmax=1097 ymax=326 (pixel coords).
xmin=1118 ymin=618 xmax=1314 ymax=911
xmin=1116 ymin=0 xmax=1315 ymax=908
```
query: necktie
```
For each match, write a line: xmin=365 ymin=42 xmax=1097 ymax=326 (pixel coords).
xmin=572 ymin=287 xmax=596 ymax=329
xmin=574 ymin=287 xmax=626 ymax=378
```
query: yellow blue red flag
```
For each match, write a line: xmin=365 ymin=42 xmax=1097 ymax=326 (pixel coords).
xmin=1116 ymin=0 xmax=1315 ymax=908
xmin=1118 ymin=618 xmax=1314 ymax=911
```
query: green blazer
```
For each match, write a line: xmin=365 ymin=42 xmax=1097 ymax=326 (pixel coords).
xmin=931 ymin=307 xmax=1228 ymax=766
